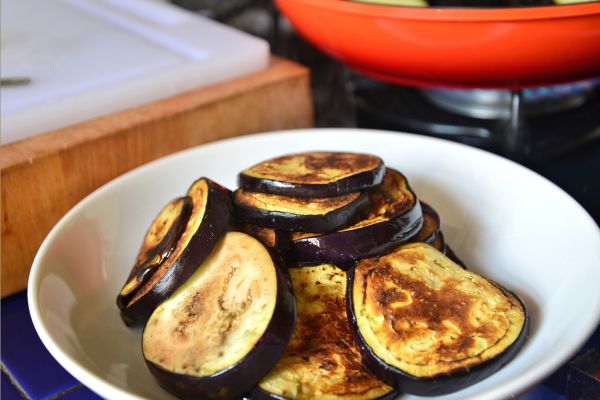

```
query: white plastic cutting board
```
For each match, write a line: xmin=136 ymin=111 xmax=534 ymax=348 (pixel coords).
xmin=0 ymin=0 xmax=270 ymax=144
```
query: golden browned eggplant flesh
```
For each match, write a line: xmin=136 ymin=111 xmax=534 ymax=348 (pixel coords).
xmin=349 ymin=243 xmax=528 ymax=396
xmin=256 ymin=264 xmax=395 ymax=400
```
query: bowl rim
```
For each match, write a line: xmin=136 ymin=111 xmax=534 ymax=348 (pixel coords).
xmin=278 ymin=0 xmax=600 ymax=22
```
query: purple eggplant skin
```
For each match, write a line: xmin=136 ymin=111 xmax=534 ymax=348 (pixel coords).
xmin=411 ymin=201 xmax=441 ymax=245
xmin=233 ymin=191 xmax=371 ymax=233
xmin=345 ymin=268 xmax=530 ymax=396
xmin=285 ymin=201 xmax=423 ymax=269
xmin=144 ymin=255 xmax=297 ymax=400
xmin=250 ymin=386 xmax=399 ymax=400
xmin=116 ymin=196 xmax=193 ymax=311
xmin=120 ymin=178 xmax=232 ymax=326
xmin=238 ymin=163 xmax=385 ymax=198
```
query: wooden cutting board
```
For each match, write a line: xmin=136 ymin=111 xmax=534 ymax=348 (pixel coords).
xmin=0 ymin=56 xmax=313 ymax=297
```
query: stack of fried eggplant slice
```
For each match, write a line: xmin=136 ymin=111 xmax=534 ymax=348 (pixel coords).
xmin=117 ymin=151 xmax=529 ymax=400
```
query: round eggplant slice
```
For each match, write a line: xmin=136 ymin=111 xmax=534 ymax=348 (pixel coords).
xmin=143 ymin=232 xmax=296 ymax=400
xmin=238 ymin=151 xmax=385 ymax=198
xmin=120 ymin=177 xmax=232 ymax=326
xmin=117 ymin=196 xmax=193 ymax=310
xmin=233 ymin=189 xmax=370 ymax=233
xmin=284 ymin=169 xmax=423 ymax=267
xmin=254 ymin=264 xmax=396 ymax=400
xmin=347 ymin=243 xmax=529 ymax=396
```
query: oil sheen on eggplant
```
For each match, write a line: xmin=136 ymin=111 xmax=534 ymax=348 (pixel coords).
xmin=238 ymin=151 xmax=385 ymax=198
xmin=233 ymin=189 xmax=370 ymax=233
xmin=119 ymin=177 xmax=232 ymax=326
xmin=143 ymin=232 xmax=296 ymax=400
xmin=284 ymin=169 xmax=423 ymax=266
xmin=254 ymin=264 xmax=395 ymax=400
xmin=348 ymin=243 xmax=528 ymax=396
xmin=117 ymin=196 xmax=192 ymax=310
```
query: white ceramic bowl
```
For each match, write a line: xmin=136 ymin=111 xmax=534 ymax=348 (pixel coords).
xmin=28 ymin=129 xmax=600 ymax=400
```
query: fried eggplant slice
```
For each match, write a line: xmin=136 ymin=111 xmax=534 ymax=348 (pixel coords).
xmin=117 ymin=196 xmax=192 ymax=310
xmin=284 ymin=169 xmax=423 ymax=266
xmin=238 ymin=151 xmax=385 ymax=198
xmin=254 ymin=264 xmax=396 ymax=400
xmin=120 ymin=177 xmax=232 ymax=326
xmin=143 ymin=232 xmax=296 ymax=400
xmin=233 ymin=189 xmax=370 ymax=233
xmin=347 ymin=243 xmax=529 ymax=396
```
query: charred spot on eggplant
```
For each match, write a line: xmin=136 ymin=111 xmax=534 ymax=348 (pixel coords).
xmin=233 ymin=189 xmax=370 ymax=233
xmin=143 ymin=232 xmax=296 ymax=400
xmin=255 ymin=264 xmax=395 ymax=400
xmin=284 ymin=169 xmax=423 ymax=266
xmin=119 ymin=177 xmax=232 ymax=326
xmin=347 ymin=242 xmax=528 ymax=396
xmin=117 ymin=196 xmax=192 ymax=310
xmin=238 ymin=151 xmax=385 ymax=198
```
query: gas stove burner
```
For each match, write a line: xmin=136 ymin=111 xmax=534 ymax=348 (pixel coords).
xmin=351 ymin=75 xmax=600 ymax=160
xmin=421 ymin=81 xmax=597 ymax=120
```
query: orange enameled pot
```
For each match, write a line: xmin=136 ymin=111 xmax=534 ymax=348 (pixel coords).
xmin=274 ymin=0 xmax=600 ymax=88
